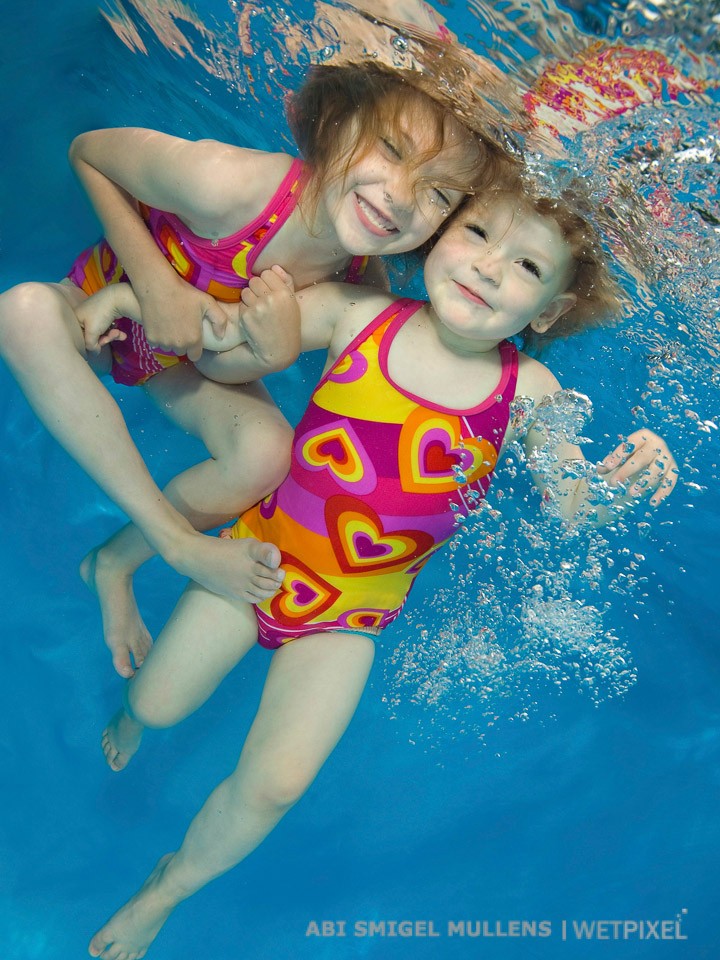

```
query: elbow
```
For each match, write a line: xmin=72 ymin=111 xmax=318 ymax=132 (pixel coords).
xmin=68 ymin=132 xmax=90 ymax=172
xmin=259 ymin=351 xmax=299 ymax=376
xmin=256 ymin=339 xmax=301 ymax=375
xmin=68 ymin=129 xmax=106 ymax=170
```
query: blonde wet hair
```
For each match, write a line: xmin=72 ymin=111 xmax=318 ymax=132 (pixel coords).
xmin=287 ymin=60 xmax=521 ymax=224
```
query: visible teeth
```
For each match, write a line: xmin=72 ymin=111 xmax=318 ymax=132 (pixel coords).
xmin=357 ymin=196 xmax=395 ymax=232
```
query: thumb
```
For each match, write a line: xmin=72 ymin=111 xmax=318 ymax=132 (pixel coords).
xmin=185 ymin=333 xmax=204 ymax=362
xmin=205 ymin=301 xmax=230 ymax=337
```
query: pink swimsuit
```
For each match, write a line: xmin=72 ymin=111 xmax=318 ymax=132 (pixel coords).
xmin=66 ymin=158 xmax=367 ymax=386
xmin=231 ymin=298 xmax=518 ymax=649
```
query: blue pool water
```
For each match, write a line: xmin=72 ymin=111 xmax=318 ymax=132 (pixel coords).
xmin=1 ymin=2 xmax=719 ymax=958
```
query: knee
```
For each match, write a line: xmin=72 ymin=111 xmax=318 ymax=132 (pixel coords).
xmin=222 ymin=419 xmax=293 ymax=500
xmin=243 ymin=761 xmax=317 ymax=814
xmin=253 ymin=422 xmax=293 ymax=495
xmin=126 ymin=684 xmax=184 ymax=730
xmin=0 ymin=282 xmax=64 ymax=354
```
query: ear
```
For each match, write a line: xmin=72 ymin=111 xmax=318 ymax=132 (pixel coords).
xmin=530 ymin=292 xmax=577 ymax=334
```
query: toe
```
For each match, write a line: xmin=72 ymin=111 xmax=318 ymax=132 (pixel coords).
xmin=253 ymin=540 xmax=281 ymax=570
xmin=113 ymin=653 xmax=135 ymax=679
xmin=88 ymin=933 xmax=109 ymax=957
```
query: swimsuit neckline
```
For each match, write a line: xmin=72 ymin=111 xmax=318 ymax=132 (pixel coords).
xmin=378 ymin=301 xmax=516 ymax=416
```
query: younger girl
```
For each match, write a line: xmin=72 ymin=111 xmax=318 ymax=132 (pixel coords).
xmin=87 ymin=185 xmax=676 ymax=958
xmin=0 ymin=60 xmax=509 ymax=677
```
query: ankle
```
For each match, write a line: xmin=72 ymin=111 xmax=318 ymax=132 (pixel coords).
xmin=157 ymin=527 xmax=203 ymax=579
xmin=154 ymin=853 xmax=202 ymax=904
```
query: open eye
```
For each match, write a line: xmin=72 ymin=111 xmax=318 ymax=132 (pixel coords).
xmin=380 ymin=137 xmax=402 ymax=160
xmin=520 ymin=258 xmax=541 ymax=278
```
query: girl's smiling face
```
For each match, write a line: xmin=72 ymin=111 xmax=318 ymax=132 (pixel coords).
xmin=321 ymin=110 xmax=481 ymax=256
xmin=423 ymin=193 xmax=578 ymax=350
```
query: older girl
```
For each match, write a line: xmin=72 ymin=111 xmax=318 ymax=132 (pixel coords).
xmin=0 ymin=60 xmax=511 ymax=676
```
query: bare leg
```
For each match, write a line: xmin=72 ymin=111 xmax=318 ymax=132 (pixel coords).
xmin=0 ymin=282 xmax=285 ymax=667
xmin=0 ymin=282 xmax=188 ymax=553
xmin=90 ymin=630 xmax=375 ymax=957
xmin=81 ymin=363 xmax=292 ymax=677
xmin=102 ymin=581 xmax=260 ymax=771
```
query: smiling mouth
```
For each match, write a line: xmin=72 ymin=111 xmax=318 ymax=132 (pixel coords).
xmin=454 ymin=280 xmax=490 ymax=307
xmin=354 ymin=194 xmax=399 ymax=236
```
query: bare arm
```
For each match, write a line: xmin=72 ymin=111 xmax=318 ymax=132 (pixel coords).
xmin=197 ymin=280 xmax=393 ymax=384
xmin=524 ymin=417 xmax=678 ymax=525
xmin=68 ymin=129 xmax=279 ymax=359
xmin=512 ymin=358 xmax=679 ymax=525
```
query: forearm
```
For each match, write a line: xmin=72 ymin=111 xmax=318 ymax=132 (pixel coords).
xmin=194 ymin=336 xmax=299 ymax=384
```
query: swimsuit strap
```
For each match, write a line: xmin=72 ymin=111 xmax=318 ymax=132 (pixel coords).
xmin=236 ymin=157 xmax=307 ymax=272
xmin=344 ymin=255 xmax=369 ymax=284
xmin=137 ymin=156 xmax=305 ymax=256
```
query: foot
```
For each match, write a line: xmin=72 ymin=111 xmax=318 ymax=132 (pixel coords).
xmin=81 ymin=546 xmax=153 ymax=678
xmin=88 ymin=853 xmax=180 ymax=959
xmin=102 ymin=709 xmax=144 ymax=772
xmin=173 ymin=533 xmax=285 ymax=604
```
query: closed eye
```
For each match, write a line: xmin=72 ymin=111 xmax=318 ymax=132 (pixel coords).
xmin=520 ymin=258 xmax=541 ymax=278
xmin=433 ymin=187 xmax=451 ymax=209
xmin=380 ymin=137 xmax=402 ymax=160
xmin=465 ymin=223 xmax=487 ymax=240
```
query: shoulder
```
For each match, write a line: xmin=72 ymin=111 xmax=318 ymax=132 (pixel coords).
xmin=501 ymin=351 xmax=561 ymax=447
xmin=515 ymin=350 xmax=561 ymax=403
xmin=297 ymin=282 xmax=393 ymax=315
xmin=178 ymin=148 xmax=296 ymax=232
xmin=297 ymin=283 xmax=397 ymax=354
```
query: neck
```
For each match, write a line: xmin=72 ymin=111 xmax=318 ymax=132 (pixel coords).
xmin=302 ymin=179 xmax=341 ymax=246
xmin=427 ymin=304 xmax=504 ymax=358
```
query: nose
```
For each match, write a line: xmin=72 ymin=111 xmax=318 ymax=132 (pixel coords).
xmin=473 ymin=245 xmax=503 ymax=286
xmin=383 ymin=169 xmax=414 ymax=214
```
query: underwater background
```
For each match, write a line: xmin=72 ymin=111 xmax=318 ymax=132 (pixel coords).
xmin=1 ymin=1 xmax=719 ymax=957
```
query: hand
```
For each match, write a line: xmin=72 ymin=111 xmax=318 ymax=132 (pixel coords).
xmin=201 ymin=301 xmax=245 ymax=352
xmin=76 ymin=285 xmax=132 ymax=354
xmin=238 ymin=265 xmax=301 ymax=371
xmin=138 ymin=278 xmax=228 ymax=363
xmin=597 ymin=429 xmax=679 ymax=506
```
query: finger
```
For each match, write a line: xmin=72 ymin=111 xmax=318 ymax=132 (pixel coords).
xmin=618 ymin=446 xmax=674 ymax=488
xmin=185 ymin=336 xmax=204 ymax=362
xmin=206 ymin=303 xmax=228 ymax=336
xmin=270 ymin=264 xmax=295 ymax=291
xmin=606 ymin=435 xmax=664 ymax=486
xmin=240 ymin=287 xmax=259 ymax=308
xmin=624 ymin=449 xmax=677 ymax=499
xmin=247 ymin=275 xmax=270 ymax=296
xmin=98 ymin=329 xmax=127 ymax=348
xmin=648 ymin=465 xmax=679 ymax=506
xmin=597 ymin=438 xmax=634 ymax=474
